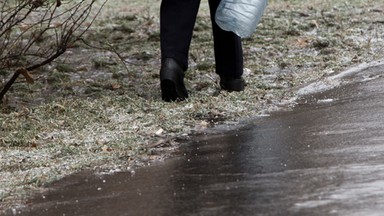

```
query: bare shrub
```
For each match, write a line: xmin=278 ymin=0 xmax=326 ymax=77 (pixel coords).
xmin=0 ymin=0 xmax=107 ymax=101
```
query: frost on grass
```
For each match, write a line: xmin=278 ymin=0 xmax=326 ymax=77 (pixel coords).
xmin=2 ymin=0 xmax=384 ymax=211
xmin=0 ymin=91 xmax=269 ymax=207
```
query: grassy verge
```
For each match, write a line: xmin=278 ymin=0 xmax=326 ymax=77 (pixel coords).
xmin=1 ymin=0 xmax=384 ymax=211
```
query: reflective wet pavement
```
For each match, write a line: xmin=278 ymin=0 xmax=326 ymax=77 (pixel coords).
xmin=5 ymin=61 xmax=384 ymax=215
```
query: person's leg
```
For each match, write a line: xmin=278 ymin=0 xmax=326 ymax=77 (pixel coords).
xmin=208 ymin=0 xmax=245 ymax=91
xmin=160 ymin=0 xmax=201 ymax=102
xmin=160 ymin=0 xmax=201 ymax=71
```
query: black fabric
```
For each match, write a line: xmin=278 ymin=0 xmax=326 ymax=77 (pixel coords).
xmin=160 ymin=0 xmax=243 ymax=78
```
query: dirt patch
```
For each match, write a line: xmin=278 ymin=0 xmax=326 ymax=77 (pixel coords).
xmin=1 ymin=0 xmax=384 ymax=212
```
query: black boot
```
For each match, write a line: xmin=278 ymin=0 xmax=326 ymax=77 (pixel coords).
xmin=220 ymin=76 xmax=245 ymax=92
xmin=160 ymin=58 xmax=189 ymax=102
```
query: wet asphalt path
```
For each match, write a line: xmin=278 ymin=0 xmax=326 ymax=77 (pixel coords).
xmin=5 ymin=62 xmax=384 ymax=215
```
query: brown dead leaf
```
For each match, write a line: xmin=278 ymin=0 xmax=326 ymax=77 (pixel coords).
xmin=17 ymin=68 xmax=34 ymax=84
xmin=101 ymin=145 xmax=112 ymax=152
xmin=294 ymin=38 xmax=311 ymax=48
xmin=56 ymin=0 xmax=61 ymax=7
xmin=111 ymin=83 xmax=121 ymax=90
xmin=50 ymin=22 xmax=63 ymax=28
xmin=19 ymin=23 xmax=31 ymax=32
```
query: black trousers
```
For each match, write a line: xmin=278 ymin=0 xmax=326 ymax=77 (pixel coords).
xmin=160 ymin=0 xmax=243 ymax=78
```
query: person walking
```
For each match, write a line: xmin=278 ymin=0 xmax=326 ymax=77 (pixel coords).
xmin=159 ymin=0 xmax=245 ymax=102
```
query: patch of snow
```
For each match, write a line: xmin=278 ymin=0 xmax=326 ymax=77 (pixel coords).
xmin=297 ymin=59 xmax=384 ymax=96
xmin=317 ymin=98 xmax=334 ymax=104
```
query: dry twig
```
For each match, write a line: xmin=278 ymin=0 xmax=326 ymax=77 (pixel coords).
xmin=0 ymin=0 xmax=108 ymax=102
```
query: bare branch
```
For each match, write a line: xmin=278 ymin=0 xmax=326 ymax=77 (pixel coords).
xmin=0 ymin=0 xmax=108 ymax=102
